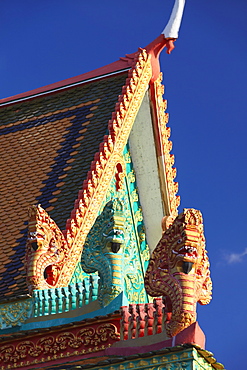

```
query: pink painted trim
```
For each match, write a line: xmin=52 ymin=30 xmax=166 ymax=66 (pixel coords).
xmin=144 ymin=35 xmax=176 ymax=82
xmin=0 ymin=33 xmax=176 ymax=106
xmin=105 ymin=322 xmax=205 ymax=357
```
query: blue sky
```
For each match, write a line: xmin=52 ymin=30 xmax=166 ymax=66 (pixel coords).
xmin=1 ymin=1 xmax=247 ymax=369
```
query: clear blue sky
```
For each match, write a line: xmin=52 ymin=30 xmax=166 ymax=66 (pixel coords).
xmin=1 ymin=1 xmax=247 ymax=369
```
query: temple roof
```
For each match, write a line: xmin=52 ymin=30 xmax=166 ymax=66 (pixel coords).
xmin=0 ymin=68 xmax=128 ymax=301
xmin=0 ymin=40 xmax=179 ymax=302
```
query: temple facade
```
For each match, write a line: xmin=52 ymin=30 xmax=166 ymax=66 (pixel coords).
xmin=0 ymin=21 xmax=225 ymax=370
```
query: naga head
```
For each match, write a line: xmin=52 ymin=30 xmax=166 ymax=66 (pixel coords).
xmin=81 ymin=199 xmax=126 ymax=306
xmin=102 ymin=199 xmax=125 ymax=254
xmin=144 ymin=209 xmax=212 ymax=337
xmin=25 ymin=205 xmax=67 ymax=291
xmin=165 ymin=209 xmax=205 ymax=276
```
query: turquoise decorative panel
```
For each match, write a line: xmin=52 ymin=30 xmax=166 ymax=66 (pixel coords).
xmin=0 ymin=299 xmax=32 ymax=329
xmin=122 ymin=146 xmax=150 ymax=303
xmin=80 ymin=145 xmax=150 ymax=307
xmin=27 ymin=144 xmax=150 ymax=320
xmin=70 ymin=260 xmax=97 ymax=285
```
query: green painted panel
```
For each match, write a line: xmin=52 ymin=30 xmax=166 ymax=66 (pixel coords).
xmin=80 ymin=144 xmax=150 ymax=307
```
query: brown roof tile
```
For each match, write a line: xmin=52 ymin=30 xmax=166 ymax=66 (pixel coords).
xmin=0 ymin=71 xmax=128 ymax=301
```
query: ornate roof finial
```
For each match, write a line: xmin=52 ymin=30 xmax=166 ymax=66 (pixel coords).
xmin=162 ymin=0 xmax=186 ymax=40
xmin=145 ymin=0 xmax=186 ymax=81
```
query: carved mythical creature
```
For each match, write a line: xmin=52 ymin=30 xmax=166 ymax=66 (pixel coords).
xmin=144 ymin=209 xmax=212 ymax=337
xmin=81 ymin=199 xmax=125 ymax=306
xmin=25 ymin=205 xmax=68 ymax=290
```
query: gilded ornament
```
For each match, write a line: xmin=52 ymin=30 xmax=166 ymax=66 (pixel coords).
xmin=144 ymin=208 xmax=212 ymax=337
xmin=0 ymin=323 xmax=120 ymax=366
xmin=127 ymin=170 xmax=136 ymax=183
xmin=124 ymin=151 xmax=131 ymax=164
xmin=134 ymin=208 xmax=143 ymax=222
xmin=0 ymin=300 xmax=32 ymax=328
xmin=131 ymin=189 xmax=139 ymax=202
xmin=138 ymin=225 xmax=146 ymax=243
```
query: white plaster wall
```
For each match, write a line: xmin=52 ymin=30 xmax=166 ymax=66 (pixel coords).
xmin=129 ymin=92 xmax=164 ymax=252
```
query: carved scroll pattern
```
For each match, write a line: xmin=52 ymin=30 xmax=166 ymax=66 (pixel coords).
xmin=0 ymin=322 xmax=120 ymax=368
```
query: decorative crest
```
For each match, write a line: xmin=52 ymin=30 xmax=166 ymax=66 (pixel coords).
xmin=25 ymin=205 xmax=68 ymax=290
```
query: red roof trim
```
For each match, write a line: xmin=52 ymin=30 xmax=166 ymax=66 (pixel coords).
xmin=0 ymin=54 xmax=136 ymax=107
xmin=0 ymin=35 xmax=175 ymax=107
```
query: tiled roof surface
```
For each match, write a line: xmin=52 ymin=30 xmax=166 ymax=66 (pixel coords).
xmin=0 ymin=72 xmax=128 ymax=301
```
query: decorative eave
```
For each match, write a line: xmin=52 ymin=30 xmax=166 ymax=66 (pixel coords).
xmin=0 ymin=301 xmax=216 ymax=370
xmin=0 ymin=313 xmax=225 ymax=370
xmin=0 ymin=312 xmax=121 ymax=370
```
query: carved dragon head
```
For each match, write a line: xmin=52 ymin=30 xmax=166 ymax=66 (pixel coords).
xmin=81 ymin=199 xmax=126 ymax=306
xmin=102 ymin=199 xmax=125 ymax=254
xmin=144 ymin=208 xmax=212 ymax=337
xmin=25 ymin=205 xmax=68 ymax=291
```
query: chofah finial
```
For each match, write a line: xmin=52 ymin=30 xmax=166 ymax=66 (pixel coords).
xmin=162 ymin=0 xmax=186 ymax=40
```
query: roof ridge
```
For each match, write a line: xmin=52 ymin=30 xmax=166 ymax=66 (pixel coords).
xmin=0 ymin=58 xmax=134 ymax=107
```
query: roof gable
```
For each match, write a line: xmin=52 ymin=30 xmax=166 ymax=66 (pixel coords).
xmin=0 ymin=50 xmax=155 ymax=300
xmin=0 ymin=43 xmax=180 ymax=302
xmin=0 ymin=71 xmax=128 ymax=300
xmin=24 ymin=50 xmax=153 ymax=293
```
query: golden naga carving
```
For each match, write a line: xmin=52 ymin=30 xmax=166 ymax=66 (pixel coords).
xmin=25 ymin=205 xmax=68 ymax=290
xmin=144 ymin=208 xmax=212 ymax=337
xmin=25 ymin=50 xmax=152 ymax=291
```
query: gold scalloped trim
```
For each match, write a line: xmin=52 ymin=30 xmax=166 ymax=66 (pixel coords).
xmin=154 ymin=73 xmax=180 ymax=218
xmin=58 ymin=50 xmax=152 ymax=287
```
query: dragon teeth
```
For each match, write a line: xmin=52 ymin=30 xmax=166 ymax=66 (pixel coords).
xmin=178 ymin=246 xmax=197 ymax=252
